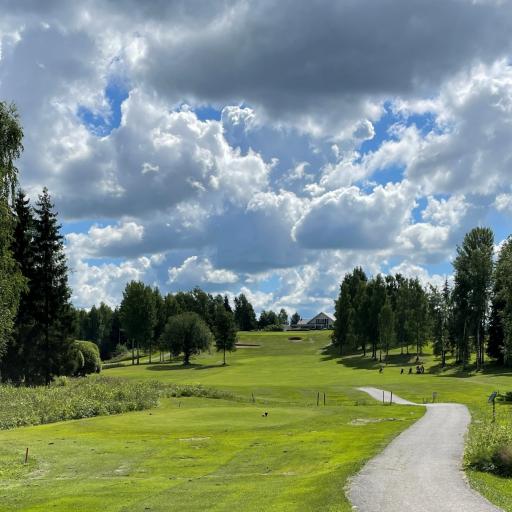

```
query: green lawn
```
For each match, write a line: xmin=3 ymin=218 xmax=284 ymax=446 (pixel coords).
xmin=0 ymin=330 xmax=511 ymax=511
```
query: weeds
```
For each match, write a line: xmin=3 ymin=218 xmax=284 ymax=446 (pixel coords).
xmin=0 ymin=377 xmax=233 ymax=430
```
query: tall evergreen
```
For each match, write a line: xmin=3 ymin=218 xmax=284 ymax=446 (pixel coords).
xmin=29 ymin=188 xmax=75 ymax=384
xmin=0 ymin=190 xmax=35 ymax=381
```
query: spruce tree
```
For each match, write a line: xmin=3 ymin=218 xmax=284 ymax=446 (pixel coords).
xmin=0 ymin=190 xmax=35 ymax=381
xmin=30 ymin=187 xmax=75 ymax=384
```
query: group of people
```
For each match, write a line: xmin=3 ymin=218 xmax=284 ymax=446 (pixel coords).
xmin=379 ymin=364 xmax=426 ymax=374
xmin=396 ymin=365 xmax=425 ymax=374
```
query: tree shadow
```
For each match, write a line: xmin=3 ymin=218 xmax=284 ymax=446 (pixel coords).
xmin=146 ymin=362 xmax=225 ymax=371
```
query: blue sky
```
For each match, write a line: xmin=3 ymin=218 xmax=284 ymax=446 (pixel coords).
xmin=2 ymin=0 xmax=512 ymax=318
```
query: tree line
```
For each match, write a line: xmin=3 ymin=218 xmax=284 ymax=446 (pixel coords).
xmin=333 ymin=227 xmax=512 ymax=368
xmin=73 ymin=286 xmax=291 ymax=365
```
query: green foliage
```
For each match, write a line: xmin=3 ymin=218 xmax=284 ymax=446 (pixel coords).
xmin=26 ymin=188 xmax=75 ymax=384
xmin=262 ymin=323 xmax=284 ymax=331
xmin=120 ymin=281 xmax=156 ymax=364
xmin=290 ymin=311 xmax=301 ymax=326
xmin=75 ymin=340 xmax=101 ymax=376
xmin=161 ymin=312 xmax=213 ymax=365
xmin=0 ymin=377 xmax=162 ymax=430
xmin=213 ymin=303 xmax=237 ymax=364
xmin=0 ymin=102 xmax=24 ymax=356
xmin=378 ymin=298 xmax=395 ymax=360
xmin=453 ymin=227 xmax=494 ymax=367
xmin=234 ymin=293 xmax=257 ymax=330
xmin=465 ymin=419 xmax=512 ymax=476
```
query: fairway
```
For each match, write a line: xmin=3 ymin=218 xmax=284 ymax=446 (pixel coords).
xmin=1 ymin=331 xmax=511 ymax=511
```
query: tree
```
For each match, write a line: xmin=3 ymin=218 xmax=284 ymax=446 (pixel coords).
xmin=332 ymin=278 xmax=354 ymax=355
xmin=394 ymin=275 xmax=411 ymax=355
xmin=75 ymin=340 xmax=101 ymax=375
xmin=452 ymin=227 xmax=494 ymax=368
xmin=408 ymin=278 xmax=428 ymax=357
xmin=366 ymin=275 xmax=387 ymax=359
xmin=213 ymin=304 xmax=237 ymax=365
xmin=490 ymin=237 xmax=512 ymax=366
xmin=428 ymin=283 xmax=450 ymax=367
xmin=378 ymin=298 xmax=395 ymax=362
xmin=223 ymin=295 xmax=232 ymax=312
xmin=0 ymin=190 xmax=34 ymax=381
xmin=258 ymin=309 xmax=278 ymax=329
xmin=290 ymin=312 xmax=300 ymax=327
xmin=277 ymin=308 xmax=288 ymax=326
xmin=119 ymin=281 xmax=156 ymax=365
xmin=234 ymin=293 xmax=257 ymax=331
xmin=0 ymin=102 xmax=24 ymax=359
xmin=29 ymin=188 xmax=75 ymax=384
xmin=161 ymin=312 xmax=213 ymax=365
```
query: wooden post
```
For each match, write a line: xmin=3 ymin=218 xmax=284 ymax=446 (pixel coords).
xmin=317 ymin=392 xmax=320 ymax=406
xmin=24 ymin=448 xmax=29 ymax=464
xmin=382 ymin=390 xmax=385 ymax=404
xmin=323 ymin=392 xmax=326 ymax=406
xmin=390 ymin=391 xmax=393 ymax=405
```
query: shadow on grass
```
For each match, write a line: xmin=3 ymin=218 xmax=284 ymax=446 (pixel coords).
xmin=146 ymin=363 xmax=225 ymax=372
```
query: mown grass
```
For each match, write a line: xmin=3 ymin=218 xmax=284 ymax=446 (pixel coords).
xmin=0 ymin=330 xmax=511 ymax=511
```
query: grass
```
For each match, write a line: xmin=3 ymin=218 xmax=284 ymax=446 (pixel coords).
xmin=0 ymin=330 xmax=511 ymax=510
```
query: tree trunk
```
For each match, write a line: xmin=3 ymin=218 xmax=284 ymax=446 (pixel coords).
xmin=131 ymin=339 xmax=134 ymax=365
xmin=223 ymin=346 xmax=226 ymax=365
xmin=136 ymin=343 xmax=140 ymax=365
xmin=149 ymin=340 xmax=152 ymax=364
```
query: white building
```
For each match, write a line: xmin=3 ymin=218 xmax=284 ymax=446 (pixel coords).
xmin=293 ymin=312 xmax=334 ymax=330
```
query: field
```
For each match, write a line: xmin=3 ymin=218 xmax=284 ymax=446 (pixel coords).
xmin=0 ymin=330 xmax=511 ymax=511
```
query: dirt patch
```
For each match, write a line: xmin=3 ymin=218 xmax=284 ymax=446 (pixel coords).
xmin=288 ymin=336 xmax=302 ymax=341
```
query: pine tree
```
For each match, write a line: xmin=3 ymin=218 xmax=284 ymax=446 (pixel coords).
xmin=30 ymin=188 xmax=75 ymax=384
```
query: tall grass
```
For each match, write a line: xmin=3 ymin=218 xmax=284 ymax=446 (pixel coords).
xmin=0 ymin=377 xmax=233 ymax=430
xmin=465 ymin=411 xmax=512 ymax=476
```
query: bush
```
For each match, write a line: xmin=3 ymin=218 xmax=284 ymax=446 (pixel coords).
xmin=465 ymin=419 xmax=512 ymax=475
xmin=75 ymin=340 xmax=101 ymax=376
xmin=0 ymin=378 xmax=235 ymax=430
xmin=262 ymin=324 xmax=284 ymax=332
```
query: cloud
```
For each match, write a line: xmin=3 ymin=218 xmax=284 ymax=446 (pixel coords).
xmin=293 ymin=181 xmax=415 ymax=250
xmin=3 ymin=1 xmax=512 ymax=315
xmin=168 ymin=256 xmax=238 ymax=288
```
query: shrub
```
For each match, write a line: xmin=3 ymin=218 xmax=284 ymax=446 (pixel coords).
xmin=465 ymin=419 xmax=512 ymax=475
xmin=75 ymin=340 xmax=101 ymax=376
xmin=0 ymin=378 xmax=235 ymax=430
xmin=262 ymin=324 xmax=284 ymax=332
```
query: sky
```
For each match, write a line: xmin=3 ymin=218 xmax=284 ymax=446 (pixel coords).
xmin=1 ymin=0 xmax=512 ymax=318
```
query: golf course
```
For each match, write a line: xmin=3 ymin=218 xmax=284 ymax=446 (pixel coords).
xmin=0 ymin=330 xmax=511 ymax=511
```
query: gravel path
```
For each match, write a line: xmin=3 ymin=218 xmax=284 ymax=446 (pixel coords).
xmin=348 ymin=388 xmax=502 ymax=512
